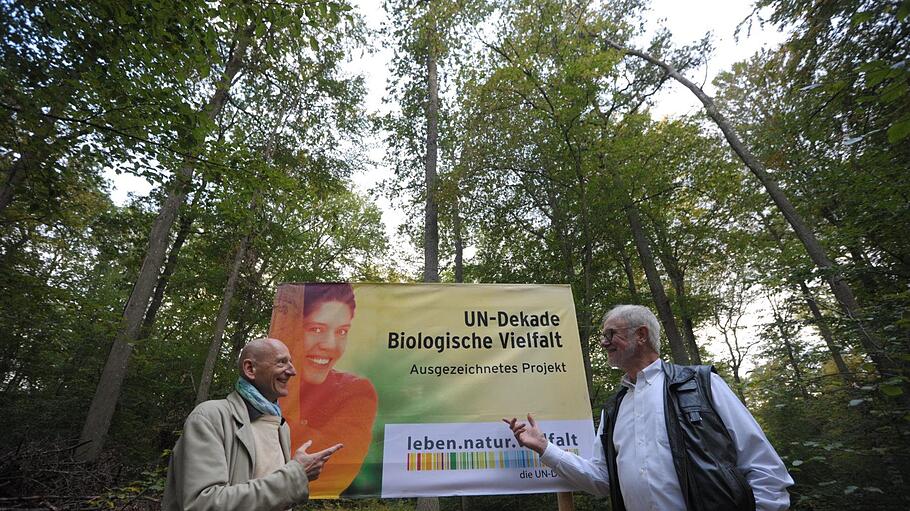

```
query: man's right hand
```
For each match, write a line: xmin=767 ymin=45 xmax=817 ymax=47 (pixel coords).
xmin=502 ymin=414 xmax=548 ymax=455
xmin=293 ymin=440 xmax=344 ymax=481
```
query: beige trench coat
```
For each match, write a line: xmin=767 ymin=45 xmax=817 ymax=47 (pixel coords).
xmin=162 ymin=392 xmax=309 ymax=511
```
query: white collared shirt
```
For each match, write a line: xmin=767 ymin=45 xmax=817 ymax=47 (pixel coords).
xmin=540 ymin=359 xmax=793 ymax=511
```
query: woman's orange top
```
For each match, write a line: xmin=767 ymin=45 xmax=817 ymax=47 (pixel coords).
xmin=294 ymin=370 xmax=378 ymax=497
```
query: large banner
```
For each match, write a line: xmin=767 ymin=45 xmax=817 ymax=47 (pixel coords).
xmin=269 ymin=283 xmax=593 ymax=498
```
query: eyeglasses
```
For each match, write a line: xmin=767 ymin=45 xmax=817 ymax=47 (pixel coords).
xmin=601 ymin=327 xmax=632 ymax=343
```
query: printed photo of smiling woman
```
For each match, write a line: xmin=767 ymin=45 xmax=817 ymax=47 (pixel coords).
xmin=269 ymin=283 xmax=378 ymax=498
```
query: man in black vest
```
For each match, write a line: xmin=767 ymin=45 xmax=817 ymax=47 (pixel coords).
xmin=504 ymin=304 xmax=793 ymax=511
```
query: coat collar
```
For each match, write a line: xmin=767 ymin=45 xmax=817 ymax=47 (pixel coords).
xmin=227 ymin=391 xmax=257 ymax=469
xmin=661 ymin=360 xmax=698 ymax=386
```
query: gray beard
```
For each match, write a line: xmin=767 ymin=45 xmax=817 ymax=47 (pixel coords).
xmin=608 ymin=342 xmax=639 ymax=369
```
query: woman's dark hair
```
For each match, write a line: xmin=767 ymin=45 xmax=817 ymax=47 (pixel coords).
xmin=303 ymin=283 xmax=356 ymax=318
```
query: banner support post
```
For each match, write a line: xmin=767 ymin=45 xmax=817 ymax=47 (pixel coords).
xmin=557 ymin=492 xmax=575 ymax=511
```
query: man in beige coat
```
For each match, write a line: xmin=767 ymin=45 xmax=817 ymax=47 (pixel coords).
xmin=163 ymin=338 xmax=342 ymax=511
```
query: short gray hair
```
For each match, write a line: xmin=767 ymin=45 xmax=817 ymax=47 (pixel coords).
xmin=603 ymin=305 xmax=660 ymax=354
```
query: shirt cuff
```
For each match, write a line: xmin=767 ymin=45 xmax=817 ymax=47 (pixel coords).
xmin=540 ymin=442 xmax=566 ymax=467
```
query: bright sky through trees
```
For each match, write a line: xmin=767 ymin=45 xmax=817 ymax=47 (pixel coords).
xmin=99 ymin=0 xmax=792 ymax=369
xmin=107 ymin=0 xmax=787 ymax=234
xmin=101 ymin=2 xmax=789 ymax=367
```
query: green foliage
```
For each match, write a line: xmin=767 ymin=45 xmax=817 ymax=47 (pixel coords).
xmin=90 ymin=463 xmax=168 ymax=509
xmin=746 ymin=357 xmax=908 ymax=509
xmin=0 ymin=0 xmax=390 ymax=472
xmin=0 ymin=0 xmax=908 ymax=508
xmin=704 ymin=2 xmax=910 ymax=503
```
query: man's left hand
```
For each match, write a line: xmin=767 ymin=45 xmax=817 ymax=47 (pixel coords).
xmin=502 ymin=414 xmax=548 ymax=455
xmin=293 ymin=440 xmax=344 ymax=481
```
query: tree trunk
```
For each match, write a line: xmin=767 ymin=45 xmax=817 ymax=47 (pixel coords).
xmin=546 ymin=184 xmax=576 ymax=283
xmin=760 ymin=214 xmax=853 ymax=383
xmin=799 ymin=280 xmax=851 ymax=382
xmin=228 ymin=251 xmax=266 ymax=362
xmin=620 ymin=247 xmax=638 ymax=298
xmin=714 ymin=308 xmax=748 ymax=406
xmin=576 ymin=307 xmax=595 ymax=397
xmin=418 ymin=6 xmax=441 ymax=509
xmin=601 ymin=38 xmax=894 ymax=377
xmin=423 ymin=21 xmax=440 ymax=283
xmin=542 ymin=175 xmax=591 ymax=391
xmin=0 ymin=104 xmax=63 ymax=217
xmin=197 ymin=123 xmax=277 ymax=405
xmin=0 ymin=153 xmax=32 ymax=216
xmin=575 ymin=150 xmax=595 ymax=395
xmin=681 ymin=316 xmax=700 ymax=365
xmin=229 ymin=316 xmax=253 ymax=362
xmin=846 ymin=245 xmax=880 ymax=296
xmin=731 ymin=373 xmax=747 ymax=405
xmin=139 ymin=196 xmax=199 ymax=339
xmin=649 ymin=218 xmax=702 ymax=364
xmin=820 ymin=208 xmax=886 ymax=294
xmin=668 ymin=274 xmax=701 ymax=364
xmin=454 ymin=196 xmax=463 ymax=283
xmin=196 ymin=233 xmax=251 ymax=405
xmin=76 ymin=28 xmax=251 ymax=462
xmin=624 ymin=201 xmax=689 ymax=364
xmin=769 ymin=305 xmax=810 ymax=399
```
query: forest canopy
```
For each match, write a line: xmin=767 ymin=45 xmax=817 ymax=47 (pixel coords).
xmin=0 ymin=0 xmax=907 ymax=509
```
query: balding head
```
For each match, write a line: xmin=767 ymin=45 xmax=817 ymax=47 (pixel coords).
xmin=238 ymin=337 xmax=281 ymax=375
xmin=238 ymin=337 xmax=296 ymax=402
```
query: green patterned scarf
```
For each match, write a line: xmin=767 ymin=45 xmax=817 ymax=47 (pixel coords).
xmin=235 ymin=378 xmax=282 ymax=417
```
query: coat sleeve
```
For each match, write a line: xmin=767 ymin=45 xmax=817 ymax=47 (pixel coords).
xmin=710 ymin=373 xmax=794 ymax=511
xmin=167 ymin=410 xmax=310 ymax=511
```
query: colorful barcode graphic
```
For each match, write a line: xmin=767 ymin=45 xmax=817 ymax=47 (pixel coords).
xmin=406 ymin=449 xmax=580 ymax=471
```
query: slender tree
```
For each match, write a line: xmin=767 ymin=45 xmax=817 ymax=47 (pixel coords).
xmin=598 ymin=37 xmax=898 ymax=379
xmin=77 ymin=22 xmax=253 ymax=461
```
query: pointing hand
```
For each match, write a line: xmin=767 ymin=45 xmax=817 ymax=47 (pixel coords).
xmin=293 ymin=440 xmax=344 ymax=481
